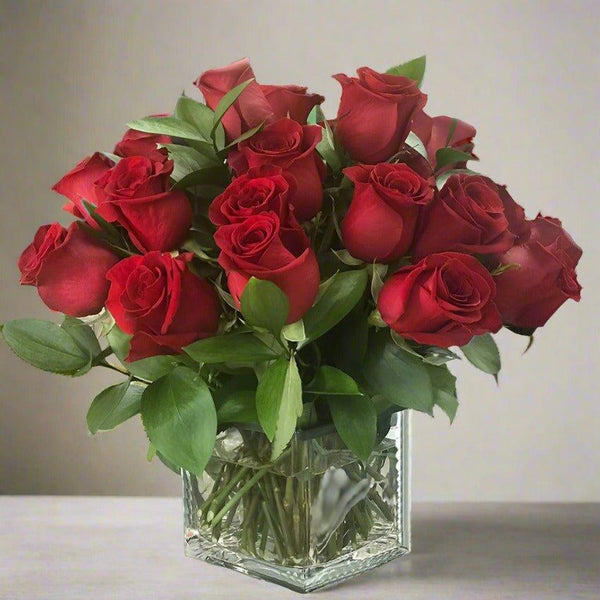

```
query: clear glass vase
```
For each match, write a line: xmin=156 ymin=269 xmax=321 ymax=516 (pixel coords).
xmin=183 ymin=411 xmax=411 ymax=593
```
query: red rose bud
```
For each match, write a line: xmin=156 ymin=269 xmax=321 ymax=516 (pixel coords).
xmin=260 ymin=84 xmax=324 ymax=124
xmin=228 ymin=118 xmax=325 ymax=221
xmin=114 ymin=125 xmax=171 ymax=162
xmin=333 ymin=67 xmax=427 ymax=164
xmin=341 ymin=163 xmax=434 ymax=263
xmin=411 ymin=111 xmax=476 ymax=164
xmin=494 ymin=215 xmax=582 ymax=329
xmin=106 ymin=252 xmax=221 ymax=361
xmin=52 ymin=152 xmax=113 ymax=225
xmin=214 ymin=213 xmax=319 ymax=323
xmin=95 ymin=156 xmax=192 ymax=252
xmin=209 ymin=165 xmax=298 ymax=227
xmin=412 ymin=174 xmax=525 ymax=259
xmin=195 ymin=58 xmax=274 ymax=142
xmin=378 ymin=252 xmax=502 ymax=348
xmin=18 ymin=222 xmax=119 ymax=317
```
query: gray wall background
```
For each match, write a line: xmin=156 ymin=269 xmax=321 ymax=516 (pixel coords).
xmin=1 ymin=0 xmax=598 ymax=501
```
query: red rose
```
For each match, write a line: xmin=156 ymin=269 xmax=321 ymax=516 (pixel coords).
xmin=95 ymin=156 xmax=192 ymax=252
xmin=260 ymin=84 xmax=324 ymax=123
xmin=214 ymin=213 xmax=319 ymax=323
xmin=412 ymin=174 xmax=523 ymax=259
xmin=18 ymin=222 xmax=119 ymax=317
xmin=342 ymin=163 xmax=434 ymax=263
xmin=106 ymin=252 xmax=221 ymax=361
xmin=114 ymin=126 xmax=171 ymax=162
xmin=333 ymin=67 xmax=427 ymax=163
xmin=195 ymin=58 xmax=274 ymax=142
xmin=228 ymin=118 xmax=325 ymax=221
xmin=209 ymin=165 xmax=297 ymax=227
xmin=52 ymin=152 xmax=113 ymax=225
xmin=493 ymin=215 xmax=582 ymax=329
xmin=195 ymin=58 xmax=324 ymax=142
xmin=412 ymin=111 xmax=476 ymax=165
xmin=378 ymin=252 xmax=502 ymax=347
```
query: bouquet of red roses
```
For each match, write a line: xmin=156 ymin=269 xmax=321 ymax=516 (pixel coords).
xmin=1 ymin=56 xmax=582 ymax=588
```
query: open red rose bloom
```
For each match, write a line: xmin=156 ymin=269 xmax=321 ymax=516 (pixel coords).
xmin=9 ymin=55 xmax=583 ymax=460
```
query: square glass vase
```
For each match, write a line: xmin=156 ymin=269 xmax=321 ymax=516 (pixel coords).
xmin=183 ymin=411 xmax=411 ymax=593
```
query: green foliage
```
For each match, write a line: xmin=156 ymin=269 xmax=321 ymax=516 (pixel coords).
xmin=302 ymin=269 xmax=368 ymax=343
xmin=240 ymin=278 xmax=290 ymax=336
xmin=305 ymin=366 xmax=363 ymax=396
xmin=316 ymin=119 xmax=343 ymax=172
xmin=426 ymin=364 xmax=458 ymax=423
xmin=87 ymin=380 xmax=146 ymax=433
xmin=174 ymin=95 xmax=214 ymax=138
xmin=211 ymin=78 xmax=254 ymax=141
xmin=141 ymin=366 xmax=217 ymax=475
xmin=126 ymin=116 xmax=208 ymax=142
xmin=363 ymin=331 xmax=434 ymax=414
xmin=386 ymin=55 xmax=426 ymax=87
xmin=329 ymin=395 xmax=377 ymax=461
xmin=107 ymin=324 xmax=191 ymax=382
xmin=461 ymin=333 xmax=501 ymax=376
xmin=184 ymin=332 xmax=280 ymax=365
xmin=255 ymin=356 xmax=303 ymax=459
xmin=61 ymin=316 xmax=102 ymax=358
xmin=435 ymin=147 xmax=478 ymax=171
xmin=160 ymin=144 xmax=219 ymax=181
xmin=1 ymin=319 xmax=92 ymax=376
xmin=217 ymin=390 xmax=258 ymax=424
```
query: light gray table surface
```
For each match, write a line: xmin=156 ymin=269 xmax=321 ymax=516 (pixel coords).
xmin=0 ymin=497 xmax=598 ymax=599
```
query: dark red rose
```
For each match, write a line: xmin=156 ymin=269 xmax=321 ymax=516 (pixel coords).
xmin=493 ymin=215 xmax=582 ymax=329
xmin=195 ymin=58 xmax=274 ymax=142
xmin=52 ymin=152 xmax=113 ymax=225
xmin=412 ymin=174 xmax=524 ymax=259
xmin=195 ymin=58 xmax=324 ymax=143
xmin=114 ymin=124 xmax=171 ymax=162
xmin=378 ymin=252 xmax=502 ymax=347
xmin=260 ymin=84 xmax=324 ymax=123
xmin=209 ymin=165 xmax=297 ymax=227
xmin=412 ymin=111 xmax=476 ymax=165
xmin=18 ymin=222 xmax=119 ymax=317
xmin=228 ymin=118 xmax=325 ymax=221
xmin=333 ymin=67 xmax=427 ymax=163
xmin=214 ymin=213 xmax=319 ymax=323
xmin=95 ymin=156 xmax=192 ymax=252
xmin=341 ymin=163 xmax=434 ymax=263
xmin=106 ymin=252 xmax=221 ymax=361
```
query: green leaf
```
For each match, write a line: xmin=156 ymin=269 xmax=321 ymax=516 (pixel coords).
xmin=172 ymin=165 xmax=229 ymax=190
xmin=362 ymin=331 xmax=434 ymax=414
xmin=87 ymin=380 xmax=146 ymax=433
xmin=141 ymin=366 xmax=217 ymax=475
xmin=217 ymin=390 xmax=258 ymax=424
xmin=282 ymin=320 xmax=305 ymax=343
xmin=160 ymin=144 xmax=219 ymax=181
xmin=435 ymin=147 xmax=478 ymax=171
xmin=436 ymin=168 xmax=480 ymax=190
xmin=174 ymin=96 xmax=214 ymax=138
xmin=255 ymin=356 xmax=303 ymax=459
xmin=425 ymin=364 xmax=458 ymax=423
xmin=184 ymin=333 xmax=280 ymax=365
xmin=305 ymin=366 xmax=363 ymax=396
xmin=222 ymin=121 xmax=265 ymax=150
xmin=211 ymin=78 xmax=254 ymax=139
xmin=332 ymin=249 xmax=364 ymax=267
xmin=329 ymin=395 xmax=377 ymax=461
xmin=1 ymin=319 xmax=91 ymax=375
xmin=127 ymin=116 xmax=209 ymax=142
xmin=61 ymin=316 xmax=102 ymax=358
xmin=81 ymin=200 xmax=122 ymax=244
xmin=386 ymin=55 xmax=426 ymax=87
xmin=460 ymin=333 xmax=501 ymax=375
xmin=106 ymin=325 xmax=189 ymax=381
xmin=240 ymin=277 xmax=290 ymax=336
xmin=316 ymin=120 xmax=342 ymax=172
xmin=405 ymin=131 xmax=428 ymax=160
xmin=307 ymin=105 xmax=326 ymax=124
xmin=302 ymin=269 xmax=368 ymax=343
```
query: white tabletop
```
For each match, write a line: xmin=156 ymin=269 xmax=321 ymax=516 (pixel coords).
xmin=0 ymin=497 xmax=598 ymax=599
